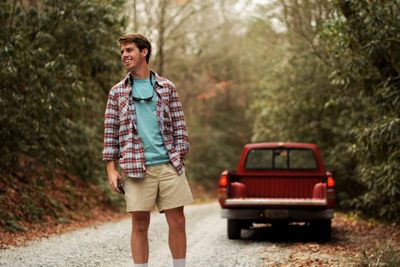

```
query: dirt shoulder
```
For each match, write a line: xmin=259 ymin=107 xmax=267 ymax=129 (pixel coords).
xmin=0 ymin=207 xmax=128 ymax=249
xmin=264 ymin=213 xmax=400 ymax=266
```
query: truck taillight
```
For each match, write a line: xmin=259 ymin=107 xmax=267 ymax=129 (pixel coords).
xmin=327 ymin=176 xmax=335 ymax=187
xmin=219 ymin=170 xmax=228 ymax=187
xmin=218 ymin=170 xmax=229 ymax=207
xmin=326 ymin=173 xmax=336 ymax=207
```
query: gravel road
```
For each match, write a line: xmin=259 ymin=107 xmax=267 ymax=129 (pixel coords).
xmin=0 ymin=202 xmax=268 ymax=267
xmin=0 ymin=202 xmax=346 ymax=267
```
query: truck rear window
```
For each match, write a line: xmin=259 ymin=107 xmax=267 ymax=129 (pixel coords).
xmin=245 ymin=148 xmax=317 ymax=170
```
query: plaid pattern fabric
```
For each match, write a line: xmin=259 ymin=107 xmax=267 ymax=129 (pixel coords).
xmin=102 ymin=71 xmax=189 ymax=179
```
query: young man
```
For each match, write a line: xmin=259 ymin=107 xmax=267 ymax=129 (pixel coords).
xmin=102 ymin=33 xmax=193 ymax=267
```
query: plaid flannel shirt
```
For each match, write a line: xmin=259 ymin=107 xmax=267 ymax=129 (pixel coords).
xmin=102 ymin=71 xmax=189 ymax=179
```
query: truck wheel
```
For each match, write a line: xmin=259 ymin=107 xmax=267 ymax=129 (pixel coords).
xmin=312 ymin=219 xmax=331 ymax=242
xmin=227 ymin=219 xmax=241 ymax=239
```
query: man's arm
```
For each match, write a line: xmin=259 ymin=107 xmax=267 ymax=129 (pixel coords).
xmin=169 ymin=84 xmax=189 ymax=158
xmin=102 ymin=88 xmax=121 ymax=193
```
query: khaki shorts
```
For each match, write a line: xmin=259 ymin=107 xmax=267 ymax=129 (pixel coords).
xmin=123 ymin=163 xmax=193 ymax=212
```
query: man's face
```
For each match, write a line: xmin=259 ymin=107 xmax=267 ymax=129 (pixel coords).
xmin=120 ymin=42 xmax=147 ymax=71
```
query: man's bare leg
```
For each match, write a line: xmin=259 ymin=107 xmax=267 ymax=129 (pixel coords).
xmin=131 ymin=211 xmax=151 ymax=264
xmin=164 ymin=206 xmax=186 ymax=260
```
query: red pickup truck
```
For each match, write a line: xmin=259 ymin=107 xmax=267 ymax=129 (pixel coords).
xmin=218 ymin=142 xmax=335 ymax=241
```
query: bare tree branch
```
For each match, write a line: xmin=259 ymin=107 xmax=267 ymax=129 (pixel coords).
xmin=165 ymin=3 xmax=214 ymax=38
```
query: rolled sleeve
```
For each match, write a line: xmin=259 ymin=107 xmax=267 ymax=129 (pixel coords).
xmin=102 ymin=89 xmax=120 ymax=160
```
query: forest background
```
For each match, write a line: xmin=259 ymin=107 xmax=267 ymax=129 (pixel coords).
xmin=0 ymin=0 xmax=399 ymax=234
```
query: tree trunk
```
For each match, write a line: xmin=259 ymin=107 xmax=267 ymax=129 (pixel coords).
xmin=157 ymin=0 xmax=167 ymax=75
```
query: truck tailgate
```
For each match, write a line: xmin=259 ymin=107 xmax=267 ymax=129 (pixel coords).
xmin=225 ymin=197 xmax=327 ymax=206
xmin=239 ymin=176 xmax=323 ymax=198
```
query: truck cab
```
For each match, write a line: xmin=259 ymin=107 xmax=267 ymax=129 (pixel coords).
xmin=218 ymin=142 xmax=335 ymax=241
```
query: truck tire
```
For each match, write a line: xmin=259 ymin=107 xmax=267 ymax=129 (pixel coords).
xmin=312 ymin=219 xmax=331 ymax=242
xmin=227 ymin=219 xmax=241 ymax=239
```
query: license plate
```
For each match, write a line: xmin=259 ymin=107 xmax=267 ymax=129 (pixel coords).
xmin=265 ymin=209 xmax=288 ymax=219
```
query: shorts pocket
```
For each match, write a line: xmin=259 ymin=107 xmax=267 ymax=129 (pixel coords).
xmin=166 ymin=163 xmax=179 ymax=175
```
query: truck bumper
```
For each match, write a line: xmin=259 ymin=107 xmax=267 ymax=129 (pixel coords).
xmin=221 ymin=208 xmax=334 ymax=221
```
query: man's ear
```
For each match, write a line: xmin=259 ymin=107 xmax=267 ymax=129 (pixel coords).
xmin=141 ymin=48 xmax=148 ymax=58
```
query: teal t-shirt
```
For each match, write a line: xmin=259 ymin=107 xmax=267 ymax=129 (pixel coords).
xmin=132 ymin=78 xmax=170 ymax=166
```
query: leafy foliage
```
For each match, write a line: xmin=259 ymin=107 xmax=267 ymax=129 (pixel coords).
xmin=0 ymin=0 xmax=124 ymax=180
xmin=250 ymin=0 xmax=400 ymax=221
xmin=332 ymin=0 xmax=400 ymax=220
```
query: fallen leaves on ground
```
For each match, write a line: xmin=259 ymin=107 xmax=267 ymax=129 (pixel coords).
xmin=268 ymin=213 xmax=400 ymax=266
xmin=0 ymin=207 xmax=128 ymax=249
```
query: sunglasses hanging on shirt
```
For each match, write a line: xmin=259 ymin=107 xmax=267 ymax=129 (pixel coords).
xmin=131 ymin=75 xmax=155 ymax=102
xmin=132 ymin=89 xmax=154 ymax=102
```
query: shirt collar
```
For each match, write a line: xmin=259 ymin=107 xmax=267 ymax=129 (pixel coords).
xmin=123 ymin=70 xmax=164 ymax=88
